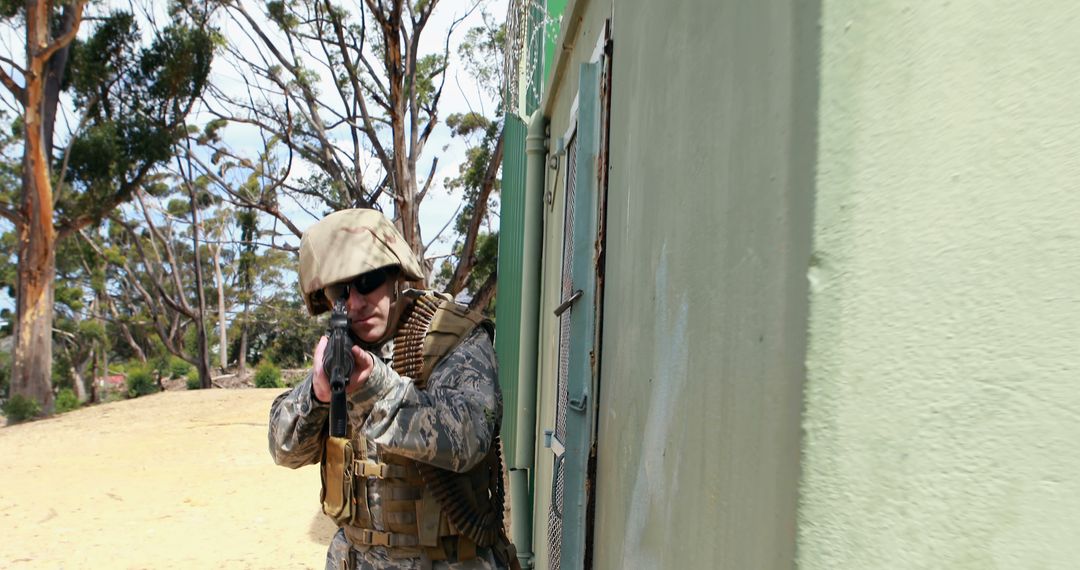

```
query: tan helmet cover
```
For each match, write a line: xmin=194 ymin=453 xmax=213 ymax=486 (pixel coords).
xmin=299 ymin=209 xmax=424 ymax=315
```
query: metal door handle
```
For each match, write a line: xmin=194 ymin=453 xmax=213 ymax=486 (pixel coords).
xmin=553 ymin=289 xmax=583 ymax=316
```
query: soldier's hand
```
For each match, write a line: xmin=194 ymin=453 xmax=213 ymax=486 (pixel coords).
xmin=312 ymin=336 xmax=376 ymax=403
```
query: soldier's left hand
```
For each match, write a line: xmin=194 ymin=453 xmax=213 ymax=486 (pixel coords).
xmin=312 ymin=336 xmax=376 ymax=401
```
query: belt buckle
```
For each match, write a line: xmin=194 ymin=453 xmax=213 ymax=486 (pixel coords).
xmin=362 ymin=529 xmax=391 ymax=547
xmin=353 ymin=460 xmax=389 ymax=478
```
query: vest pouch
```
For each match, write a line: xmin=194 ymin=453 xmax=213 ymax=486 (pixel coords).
xmin=320 ymin=436 xmax=354 ymax=526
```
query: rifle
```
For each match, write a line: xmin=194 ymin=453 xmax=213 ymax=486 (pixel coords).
xmin=323 ymin=296 xmax=354 ymax=438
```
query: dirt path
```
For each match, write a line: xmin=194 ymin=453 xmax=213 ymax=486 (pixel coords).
xmin=0 ymin=389 xmax=335 ymax=569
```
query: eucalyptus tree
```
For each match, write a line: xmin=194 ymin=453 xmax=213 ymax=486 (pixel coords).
xmin=84 ymin=182 xmax=221 ymax=389
xmin=0 ymin=2 xmax=214 ymax=412
xmin=199 ymin=0 xmax=502 ymax=296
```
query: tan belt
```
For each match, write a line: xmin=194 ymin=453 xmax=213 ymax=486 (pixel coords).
xmin=352 ymin=459 xmax=410 ymax=479
xmin=347 ymin=528 xmax=421 ymax=548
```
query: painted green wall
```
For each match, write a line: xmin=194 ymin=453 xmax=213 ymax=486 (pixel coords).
xmin=530 ymin=1 xmax=609 ymax=567
xmin=589 ymin=0 xmax=820 ymax=568
xmin=799 ymin=2 xmax=1080 ymax=568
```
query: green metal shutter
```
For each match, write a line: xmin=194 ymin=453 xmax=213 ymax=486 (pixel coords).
xmin=559 ymin=61 xmax=602 ymax=570
xmin=496 ymin=114 xmax=529 ymax=465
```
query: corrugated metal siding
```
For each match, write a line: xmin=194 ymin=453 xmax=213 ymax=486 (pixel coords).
xmin=495 ymin=114 xmax=530 ymax=467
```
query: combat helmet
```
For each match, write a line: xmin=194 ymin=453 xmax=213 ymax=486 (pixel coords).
xmin=298 ymin=209 xmax=424 ymax=315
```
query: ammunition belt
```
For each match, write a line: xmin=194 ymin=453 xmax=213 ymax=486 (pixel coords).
xmin=391 ymin=292 xmax=442 ymax=383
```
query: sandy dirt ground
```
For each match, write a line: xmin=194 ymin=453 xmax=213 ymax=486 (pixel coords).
xmin=0 ymin=389 xmax=336 ymax=569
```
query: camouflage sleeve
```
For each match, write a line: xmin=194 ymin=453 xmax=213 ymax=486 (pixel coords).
xmin=348 ymin=327 xmax=501 ymax=473
xmin=267 ymin=370 xmax=329 ymax=468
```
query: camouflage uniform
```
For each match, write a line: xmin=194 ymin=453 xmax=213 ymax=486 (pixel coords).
xmin=269 ymin=323 xmax=505 ymax=570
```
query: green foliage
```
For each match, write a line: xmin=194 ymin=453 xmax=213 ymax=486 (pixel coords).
xmin=183 ymin=325 xmax=219 ymax=360
xmin=266 ymin=1 xmax=299 ymax=30
xmin=57 ymin=13 xmax=216 ymax=229
xmin=232 ymin=294 xmax=321 ymax=369
xmin=446 ymin=112 xmax=491 ymax=138
xmin=254 ymin=361 xmax=282 ymax=389
xmin=55 ymin=388 xmax=80 ymax=414
xmin=2 ymin=395 xmax=41 ymax=423
xmin=140 ymin=24 xmax=214 ymax=107
xmin=0 ymin=0 xmax=19 ymax=19
xmin=147 ymin=351 xmax=169 ymax=379
xmin=458 ymin=19 xmax=506 ymax=100
xmin=67 ymin=12 xmax=140 ymax=98
xmin=54 ymin=283 xmax=85 ymax=312
xmin=51 ymin=350 xmax=75 ymax=390
xmin=0 ymin=232 xmax=15 ymax=301
xmin=125 ymin=366 xmax=159 ymax=398
xmin=166 ymin=198 xmax=190 ymax=217
xmin=199 ymin=118 xmax=229 ymax=145
xmin=412 ymin=53 xmax=447 ymax=108
xmin=185 ymin=369 xmax=201 ymax=390
xmin=78 ymin=320 xmax=107 ymax=344
xmin=169 ymin=356 xmax=192 ymax=379
xmin=470 ymin=231 xmax=499 ymax=293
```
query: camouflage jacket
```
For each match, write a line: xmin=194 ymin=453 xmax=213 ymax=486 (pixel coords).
xmin=268 ymin=326 xmax=504 ymax=570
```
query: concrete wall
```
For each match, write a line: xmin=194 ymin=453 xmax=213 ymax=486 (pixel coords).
xmin=799 ymin=2 xmax=1080 ymax=568
xmin=588 ymin=1 xmax=820 ymax=568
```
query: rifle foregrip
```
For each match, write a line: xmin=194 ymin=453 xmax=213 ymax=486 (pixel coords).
xmin=324 ymin=299 xmax=354 ymax=438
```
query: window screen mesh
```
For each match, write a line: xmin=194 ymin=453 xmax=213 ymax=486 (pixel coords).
xmin=547 ymin=133 xmax=577 ymax=570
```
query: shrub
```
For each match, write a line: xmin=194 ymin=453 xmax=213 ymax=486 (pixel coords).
xmin=169 ymin=356 xmax=192 ymax=379
xmin=186 ymin=369 xmax=201 ymax=390
xmin=254 ymin=361 xmax=282 ymax=388
xmin=54 ymin=388 xmax=79 ymax=414
xmin=2 ymin=394 xmax=41 ymax=423
xmin=125 ymin=366 xmax=159 ymax=398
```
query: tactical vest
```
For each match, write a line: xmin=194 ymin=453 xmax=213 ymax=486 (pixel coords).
xmin=319 ymin=291 xmax=511 ymax=564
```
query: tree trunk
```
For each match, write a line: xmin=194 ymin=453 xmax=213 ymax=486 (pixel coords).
xmin=105 ymin=294 xmax=147 ymax=362
xmin=11 ymin=34 xmax=57 ymax=414
xmin=189 ymin=186 xmax=212 ymax=389
xmin=468 ymin=268 xmax=498 ymax=314
xmin=70 ymin=363 xmax=86 ymax=402
xmin=9 ymin=0 xmax=86 ymax=415
xmin=211 ymin=245 xmax=227 ymax=371
xmin=88 ymin=346 xmax=98 ymax=404
xmin=238 ymin=300 xmax=249 ymax=378
xmin=42 ymin=5 xmax=78 ymax=160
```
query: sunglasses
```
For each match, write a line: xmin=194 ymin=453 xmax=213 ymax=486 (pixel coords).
xmin=323 ymin=268 xmax=389 ymax=303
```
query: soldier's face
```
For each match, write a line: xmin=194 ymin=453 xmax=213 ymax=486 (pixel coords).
xmin=345 ymin=277 xmax=393 ymax=343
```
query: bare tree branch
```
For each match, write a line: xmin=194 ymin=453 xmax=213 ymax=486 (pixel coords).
xmin=416 ymin=156 xmax=438 ymax=204
xmin=468 ymin=267 xmax=496 ymax=312
xmin=0 ymin=66 xmax=24 ymax=102
xmin=0 ymin=200 xmax=22 ymax=224
xmin=446 ymin=127 xmax=503 ymax=295
xmin=35 ymin=0 xmax=87 ymax=62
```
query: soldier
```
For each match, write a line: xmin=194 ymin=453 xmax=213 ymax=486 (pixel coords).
xmin=268 ymin=209 xmax=517 ymax=570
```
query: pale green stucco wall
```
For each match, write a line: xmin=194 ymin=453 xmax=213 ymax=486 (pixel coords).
xmin=588 ymin=0 xmax=820 ymax=568
xmin=799 ymin=3 xmax=1080 ymax=569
